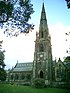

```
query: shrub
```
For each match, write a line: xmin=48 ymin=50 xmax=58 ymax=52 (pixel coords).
xmin=33 ymin=78 xmax=45 ymax=88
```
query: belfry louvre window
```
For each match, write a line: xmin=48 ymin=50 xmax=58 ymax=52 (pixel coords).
xmin=41 ymin=31 xmax=44 ymax=38
xmin=39 ymin=44 xmax=44 ymax=52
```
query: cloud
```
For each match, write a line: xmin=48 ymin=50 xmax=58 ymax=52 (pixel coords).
xmin=0 ymin=26 xmax=37 ymax=69
xmin=0 ymin=23 xmax=70 ymax=69
xmin=49 ymin=23 xmax=70 ymax=60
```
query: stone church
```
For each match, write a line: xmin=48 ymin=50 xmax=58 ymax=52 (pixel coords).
xmin=7 ymin=3 xmax=70 ymax=86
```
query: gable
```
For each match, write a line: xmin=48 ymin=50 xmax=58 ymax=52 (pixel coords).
xmin=55 ymin=61 xmax=66 ymax=70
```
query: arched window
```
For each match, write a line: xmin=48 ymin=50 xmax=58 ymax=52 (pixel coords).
xmin=41 ymin=31 xmax=43 ymax=38
xmin=21 ymin=74 xmax=25 ymax=80
xmin=11 ymin=74 xmax=13 ymax=80
xmin=56 ymin=69 xmax=60 ymax=78
xmin=15 ymin=74 xmax=18 ymax=80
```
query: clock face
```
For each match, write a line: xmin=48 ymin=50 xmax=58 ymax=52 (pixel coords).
xmin=40 ymin=54 xmax=43 ymax=58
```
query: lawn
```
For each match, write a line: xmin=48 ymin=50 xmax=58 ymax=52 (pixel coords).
xmin=0 ymin=84 xmax=70 ymax=93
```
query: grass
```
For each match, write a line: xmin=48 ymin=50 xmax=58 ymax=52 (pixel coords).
xmin=0 ymin=84 xmax=70 ymax=93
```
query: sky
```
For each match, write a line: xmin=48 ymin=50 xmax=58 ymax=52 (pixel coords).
xmin=0 ymin=0 xmax=70 ymax=69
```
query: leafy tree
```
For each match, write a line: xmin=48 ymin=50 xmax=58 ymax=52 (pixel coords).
xmin=65 ymin=0 xmax=70 ymax=8
xmin=0 ymin=0 xmax=34 ymax=37
xmin=0 ymin=51 xmax=5 ymax=68
xmin=0 ymin=68 xmax=6 ymax=81
xmin=0 ymin=41 xmax=6 ymax=81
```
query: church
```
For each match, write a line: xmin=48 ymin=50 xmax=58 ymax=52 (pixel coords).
xmin=7 ymin=3 xmax=70 ymax=86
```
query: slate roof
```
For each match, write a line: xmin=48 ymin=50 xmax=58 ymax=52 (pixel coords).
xmin=12 ymin=62 xmax=33 ymax=72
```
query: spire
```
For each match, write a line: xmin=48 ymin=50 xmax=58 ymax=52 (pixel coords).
xmin=39 ymin=3 xmax=49 ymax=38
xmin=39 ymin=3 xmax=48 ymax=30
xmin=41 ymin=3 xmax=46 ymax=21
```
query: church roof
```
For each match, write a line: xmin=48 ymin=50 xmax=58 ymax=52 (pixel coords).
xmin=12 ymin=62 xmax=33 ymax=72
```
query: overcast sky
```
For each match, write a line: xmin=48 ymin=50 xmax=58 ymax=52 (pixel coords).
xmin=0 ymin=0 xmax=70 ymax=69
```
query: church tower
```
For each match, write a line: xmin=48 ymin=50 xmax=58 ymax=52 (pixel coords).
xmin=33 ymin=3 xmax=52 ymax=85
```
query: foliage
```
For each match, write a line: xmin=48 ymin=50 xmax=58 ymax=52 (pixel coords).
xmin=64 ymin=56 xmax=70 ymax=62
xmin=0 ymin=50 xmax=5 ymax=68
xmin=0 ymin=50 xmax=6 ymax=81
xmin=0 ymin=84 xmax=69 ymax=93
xmin=0 ymin=1 xmax=13 ymax=23
xmin=33 ymin=78 xmax=45 ymax=88
xmin=0 ymin=68 xmax=6 ymax=81
xmin=65 ymin=0 xmax=70 ymax=8
xmin=0 ymin=0 xmax=34 ymax=37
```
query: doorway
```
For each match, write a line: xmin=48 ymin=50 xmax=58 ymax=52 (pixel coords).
xmin=40 ymin=70 xmax=43 ymax=78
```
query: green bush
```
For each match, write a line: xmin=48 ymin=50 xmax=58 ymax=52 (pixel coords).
xmin=33 ymin=78 xmax=45 ymax=88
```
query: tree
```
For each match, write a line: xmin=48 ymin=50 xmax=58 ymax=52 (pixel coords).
xmin=0 ymin=51 xmax=5 ymax=68
xmin=0 ymin=68 xmax=6 ymax=81
xmin=0 ymin=0 xmax=34 ymax=37
xmin=65 ymin=0 xmax=70 ymax=8
xmin=0 ymin=40 xmax=6 ymax=81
